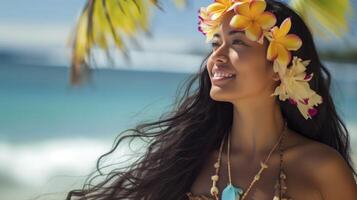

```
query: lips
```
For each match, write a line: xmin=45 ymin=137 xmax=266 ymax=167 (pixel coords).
xmin=211 ymin=64 xmax=236 ymax=76
xmin=211 ymin=65 xmax=237 ymax=86
xmin=211 ymin=75 xmax=236 ymax=86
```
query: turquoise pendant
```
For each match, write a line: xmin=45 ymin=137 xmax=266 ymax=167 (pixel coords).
xmin=221 ymin=184 xmax=244 ymax=200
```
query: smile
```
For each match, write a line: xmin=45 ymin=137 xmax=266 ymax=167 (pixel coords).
xmin=211 ymin=75 xmax=236 ymax=86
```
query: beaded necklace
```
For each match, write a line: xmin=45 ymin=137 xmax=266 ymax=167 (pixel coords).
xmin=210 ymin=120 xmax=287 ymax=200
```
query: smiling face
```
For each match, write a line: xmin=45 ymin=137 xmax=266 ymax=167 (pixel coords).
xmin=207 ymin=10 xmax=279 ymax=103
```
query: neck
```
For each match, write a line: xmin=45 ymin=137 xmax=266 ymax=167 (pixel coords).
xmin=228 ymin=97 xmax=286 ymax=159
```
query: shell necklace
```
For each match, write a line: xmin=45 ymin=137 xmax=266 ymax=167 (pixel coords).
xmin=210 ymin=120 xmax=287 ymax=200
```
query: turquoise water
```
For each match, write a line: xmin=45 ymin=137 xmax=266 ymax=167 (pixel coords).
xmin=1 ymin=62 xmax=357 ymax=143
xmin=0 ymin=64 xmax=191 ymax=143
xmin=0 ymin=62 xmax=356 ymax=200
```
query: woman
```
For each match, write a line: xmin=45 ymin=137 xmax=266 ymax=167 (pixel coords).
xmin=66 ymin=0 xmax=357 ymax=199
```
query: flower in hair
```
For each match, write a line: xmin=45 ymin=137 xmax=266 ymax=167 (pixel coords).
xmin=206 ymin=0 xmax=234 ymax=20
xmin=198 ymin=0 xmax=251 ymax=42
xmin=230 ymin=0 xmax=277 ymax=43
xmin=266 ymin=18 xmax=302 ymax=68
xmin=198 ymin=7 xmax=222 ymax=42
xmin=271 ymin=56 xmax=322 ymax=119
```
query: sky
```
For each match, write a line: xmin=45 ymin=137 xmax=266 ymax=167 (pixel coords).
xmin=0 ymin=0 xmax=356 ymax=72
xmin=0 ymin=0 xmax=206 ymax=45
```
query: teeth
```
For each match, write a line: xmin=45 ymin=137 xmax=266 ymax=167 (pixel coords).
xmin=213 ymin=72 xmax=235 ymax=78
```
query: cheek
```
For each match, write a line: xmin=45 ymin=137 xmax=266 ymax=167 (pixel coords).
xmin=233 ymin=56 xmax=271 ymax=90
xmin=206 ymin=56 xmax=215 ymax=76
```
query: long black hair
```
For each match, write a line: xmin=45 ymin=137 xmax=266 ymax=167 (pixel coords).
xmin=66 ymin=1 xmax=356 ymax=199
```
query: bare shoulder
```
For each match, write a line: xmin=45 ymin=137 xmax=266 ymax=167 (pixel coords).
xmin=284 ymin=130 xmax=344 ymax=171
xmin=283 ymin=129 xmax=357 ymax=200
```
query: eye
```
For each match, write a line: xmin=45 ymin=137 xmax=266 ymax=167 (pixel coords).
xmin=211 ymin=41 xmax=220 ymax=49
xmin=233 ymin=39 xmax=248 ymax=46
xmin=211 ymin=40 xmax=248 ymax=50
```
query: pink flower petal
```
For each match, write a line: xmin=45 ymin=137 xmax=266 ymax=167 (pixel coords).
xmin=289 ymin=98 xmax=297 ymax=105
xmin=299 ymin=98 xmax=309 ymax=105
xmin=304 ymin=73 xmax=313 ymax=81
xmin=308 ymin=108 xmax=318 ymax=117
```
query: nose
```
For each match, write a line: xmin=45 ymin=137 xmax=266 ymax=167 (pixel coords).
xmin=215 ymin=55 xmax=228 ymax=63
xmin=211 ymin=44 xmax=228 ymax=64
xmin=210 ymin=40 xmax=230 ymax=64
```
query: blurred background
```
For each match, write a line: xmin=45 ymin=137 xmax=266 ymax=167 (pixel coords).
xmin=0 ymin=0 xmax=356 ymax=199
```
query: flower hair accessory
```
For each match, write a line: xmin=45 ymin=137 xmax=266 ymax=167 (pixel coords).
xmin=198 ymin=0 xmax=323 ymax=120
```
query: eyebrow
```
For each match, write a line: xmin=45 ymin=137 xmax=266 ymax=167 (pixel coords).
xmin=213 ymin=30 xmax=244 ymax=38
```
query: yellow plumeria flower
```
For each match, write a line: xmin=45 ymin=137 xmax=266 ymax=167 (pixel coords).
xmin=198 ymin=7 xmax=222 ymax=42
xmin=271 ymin=56 xmax=323 ymax=119
xmin=206 ymin=0 xmax=234 ymax=20
xmin=229 ymin=0 xmax=277 ymax=44
xmin=199 ymin=0 xmax=252 ymax=42
xmin=266 ymin=17 xmax=302 ymax=68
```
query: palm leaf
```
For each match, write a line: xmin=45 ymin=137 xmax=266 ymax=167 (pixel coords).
xmin=288 ymin=0 xmax=354 ymax=40
xmin=69 ymin=0 xmax=156 ymax=85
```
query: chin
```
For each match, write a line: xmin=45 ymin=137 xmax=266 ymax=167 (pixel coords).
xmin=209 ymin=90 xmax=234 ymax=102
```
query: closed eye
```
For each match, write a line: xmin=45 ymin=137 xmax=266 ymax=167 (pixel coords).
xmin=211 ymin=42 xmax=220 ymax=48
xmin=211 ymin=39 xmax=249 ymax=49
xmin=233 ymin=39 xmax=248 ymax=46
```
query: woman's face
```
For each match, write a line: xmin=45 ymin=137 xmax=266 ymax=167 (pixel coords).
xmin=206 ymin=10 xmax=279 ymax=103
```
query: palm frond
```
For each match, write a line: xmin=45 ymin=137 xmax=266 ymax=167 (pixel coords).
xmin=289 ymin=0 xmax=354 ymax=40
xmin=69 ymin=0 xmax=157 ymax=85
